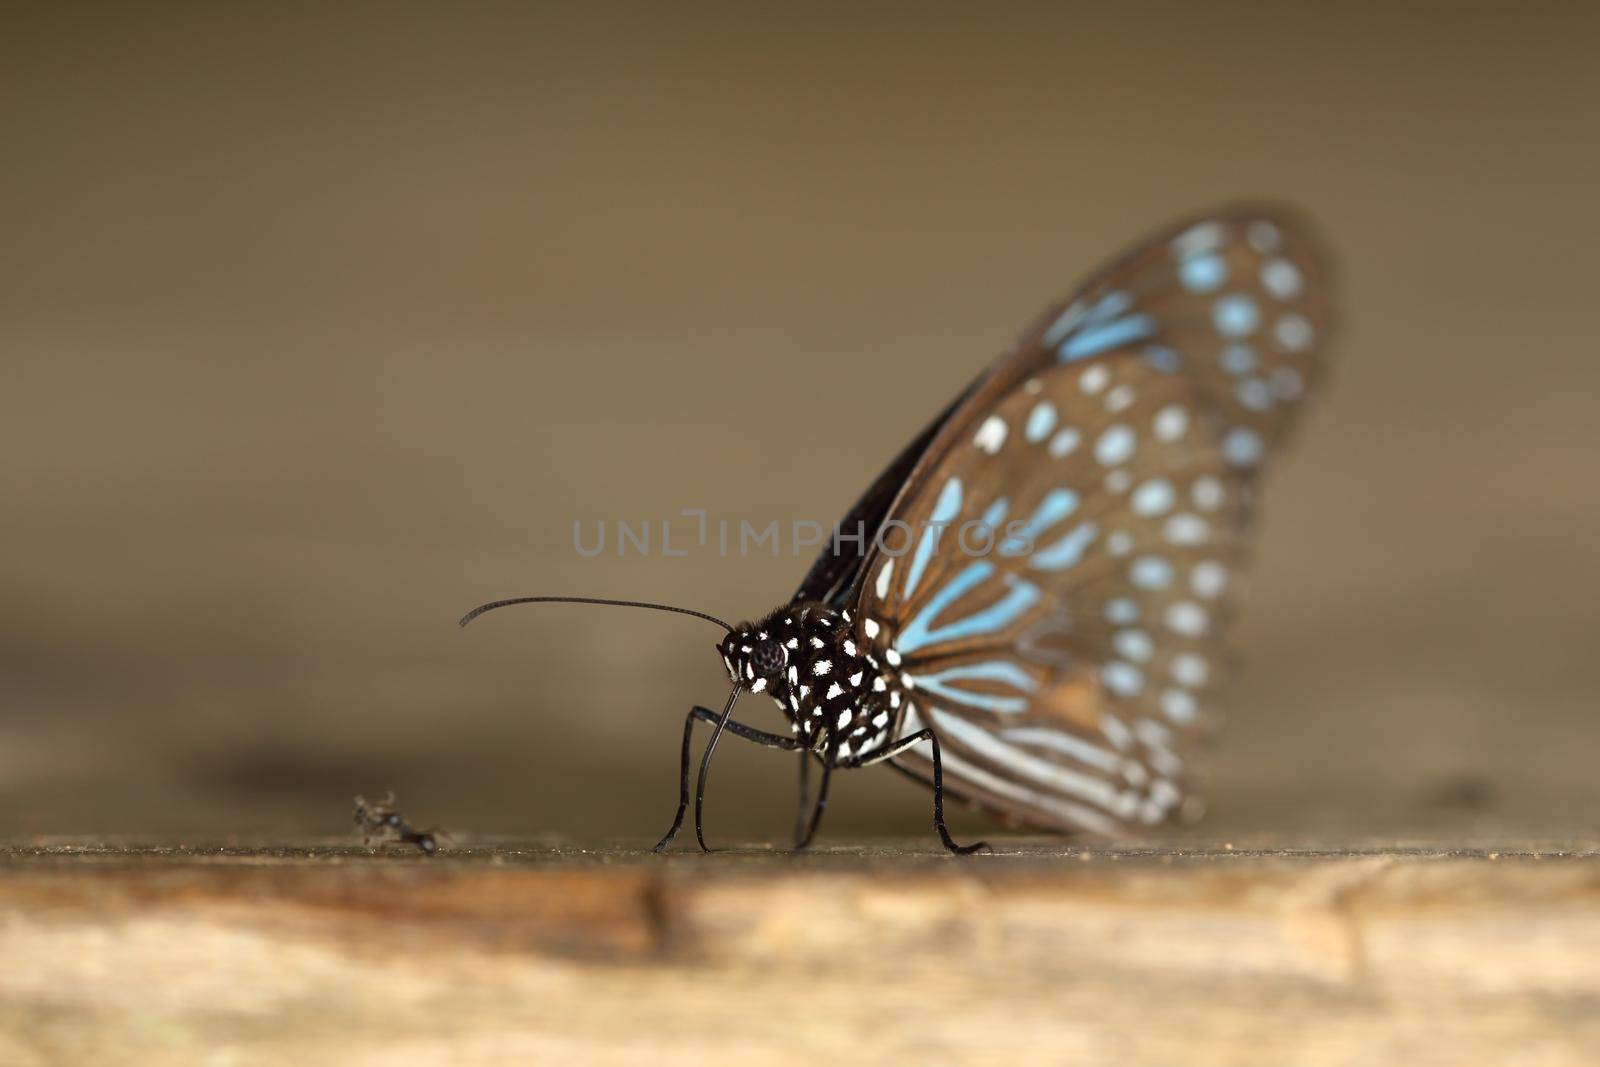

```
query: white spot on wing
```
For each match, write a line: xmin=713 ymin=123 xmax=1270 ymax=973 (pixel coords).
xmin=1102 ymin=661 xmax=1143 ymax=697
xmin=1165 ymin=601 xmax=1209 ymax=636
xmin=1191 ymin=560 xmax=1227 ymax=599
xmin=1164 ymin=513 xmax=1210 ymax=546
xmin=1114 ymin=628 xmax=1153 ymax=662
xmin=1131 ymin=478 xmax=1175 ymax=517
xmin=1104 ymin=598 xmax=1140 ymax=625
xmin=875 ymin=560 xmax=894 ymax=600
xmin=1095 ymin=424 xmax=1136 ymax=466
xmin=1191 ymin=476 xmax=1224 ymax=511
xmin=1153 ymin=406 xmax=1188 ymax=442
xmin=1048 ymin=428 xmax=1081 ymax=458
xmin=1172 ymin=653 xmax=1209 ymax=687
xmin=1237 ymin=377 xmax=1272 ymax=411
xmin=1129 ymin=555 xmax=1173 ymax=589
xmin=1261 ymin=257 xmax=1303 ymax=300
xmin=1079 ymin=364 xmax=1110 ymax=395
xmin=1162 ymin=688 xmax=1198 ymax=723
xmin=1223 ymin=427 xmax=1264 ymax=467
xmin=1275 ymin=313 xmax=1314 ymax=352
xmin=974 ymin=415 xmax=1008 ymax=454
xmin=1220 ymin=344 xmax=1256 ymax=377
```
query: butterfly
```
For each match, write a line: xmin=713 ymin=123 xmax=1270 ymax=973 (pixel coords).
xmin=462 ymin=204 xmax=1336 ymax=853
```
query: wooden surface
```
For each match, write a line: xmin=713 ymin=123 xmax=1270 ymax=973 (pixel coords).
xmin=3 ymin=836 xmax=1599 ymax=1066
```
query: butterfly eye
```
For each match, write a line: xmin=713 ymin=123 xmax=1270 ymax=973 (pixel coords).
xmin=750 ymin=639 xmax=786 ymax=676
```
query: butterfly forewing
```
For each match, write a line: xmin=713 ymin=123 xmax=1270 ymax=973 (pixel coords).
xmin=847 ymin=205 xmax=1334 ymax=834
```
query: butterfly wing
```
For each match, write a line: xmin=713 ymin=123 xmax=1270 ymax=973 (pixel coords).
xmin=851 ymin=204 xmax=1336 ymax=834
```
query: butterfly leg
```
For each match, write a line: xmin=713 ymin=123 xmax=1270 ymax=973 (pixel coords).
xmin=922 ymin=732 xmax=989 ymax=855
xmin=792 ymin=748 xmax=812 ymax=847
xmin=842 ymin=732 xmax=989 ymax=855
xmin=652 ymin=704 xmax=803 ymax=854
xmin=792 ymin=756 xmax=834 ymax=851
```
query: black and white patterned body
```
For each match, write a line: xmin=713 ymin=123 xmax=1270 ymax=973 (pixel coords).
xmin=718 ymin=606 xmax=900 ymax=759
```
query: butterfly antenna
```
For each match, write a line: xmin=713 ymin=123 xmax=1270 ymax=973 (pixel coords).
xmin=458 ymin=595 xmax=733 ymax=632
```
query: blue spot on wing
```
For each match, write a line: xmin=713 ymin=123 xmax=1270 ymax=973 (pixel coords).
xmin=1059 ymin=314 xmax=1155 ymax=362
xmin=1024 ymin=403 xmax=1057 ymax=442
xmin=1212 ymin=294 xmax=1260 ymax=338
xmin=978 ymin=497 xmax=1010 ymax=538
xmin=1179 ymin=253 xmax=1228 ymax=293
xmin=1056 ymin=291 xmax=1157 ymax=362
xmin=898 ymin=561 xmax=1041 ymax=654
xmin=903 ymin=477 xmax=963 ymax=600
xmin=1030 ymin=522 xmax=1099 ymax=571
xmin=999 ymin=489 xmax=1077 ymax=556
xmin=1142 ymin=345 xmax=1181 ymax=374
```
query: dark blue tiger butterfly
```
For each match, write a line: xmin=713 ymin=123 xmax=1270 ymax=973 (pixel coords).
xmin=463 ymin=204 xmax=1336 ymax=853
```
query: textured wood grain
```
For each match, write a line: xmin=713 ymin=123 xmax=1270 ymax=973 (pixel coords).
xmin=2 ymin=838 xmax=1598 ymax=1066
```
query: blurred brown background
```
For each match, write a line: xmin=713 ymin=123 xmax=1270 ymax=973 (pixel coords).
xmin=2 ymin=3 xmax=1596 ymax=843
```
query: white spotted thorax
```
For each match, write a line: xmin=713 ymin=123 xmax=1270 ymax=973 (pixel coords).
xmin=719 ymin=606 xmax=897 ymax=759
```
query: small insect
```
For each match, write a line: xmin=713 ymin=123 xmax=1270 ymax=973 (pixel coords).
xmin=463 ymin=204 xmax=1336 ymax=854
xmin=353 ymin=792 xmax=441 ymax=855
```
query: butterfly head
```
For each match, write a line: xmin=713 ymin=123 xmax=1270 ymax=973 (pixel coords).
xmin=718 ymin=626 xmax=787 ymax=693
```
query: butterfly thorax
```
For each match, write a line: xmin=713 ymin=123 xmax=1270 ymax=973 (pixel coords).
xmin=717 ymin=604 xmax=898 ymax=758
